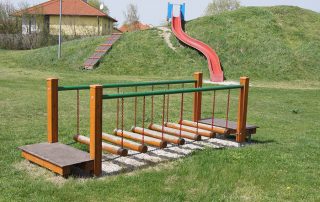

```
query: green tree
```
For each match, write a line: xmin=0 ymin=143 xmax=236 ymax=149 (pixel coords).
xmin=0 ymin=0 xmax=19 ymax=34
xmin=205 ymin=0 xmax=240 ymax=16
xmin=87 ymin=0 xmax=109 ymax=14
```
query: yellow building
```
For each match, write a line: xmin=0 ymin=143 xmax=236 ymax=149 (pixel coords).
xmin=12 ymin=0 xmax=117 ymax=36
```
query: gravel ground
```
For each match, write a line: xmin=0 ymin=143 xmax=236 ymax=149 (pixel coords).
xmin=100 ymin=137 xmax=245 ymax=176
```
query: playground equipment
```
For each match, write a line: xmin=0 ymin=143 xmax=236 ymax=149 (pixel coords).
xmin=168 ymin=3 xmax=224 ymax=82
xmin=19 ymin=72 xmax=257 ymax=177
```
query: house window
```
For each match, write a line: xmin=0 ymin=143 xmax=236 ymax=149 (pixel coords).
xmin=22 ymin=15 xmax=37 ymax=34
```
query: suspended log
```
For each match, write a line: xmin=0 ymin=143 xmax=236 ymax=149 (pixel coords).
xmin=131 ymin=127 xmax=185 ymax=145
xmin=165 ymin=122 xmax=215 ymax=138
xmin=180 ymin=120 xmax=230 ymax=135
xmin=149 ymin=124 xmax=201 ymax=141
xmin=73 ymin=135 xmax=128 ymax=156
xmin=102 ymin=133 xmax=148 ymax=153
xmin=114 ymin=129 xmax=167 ymax=148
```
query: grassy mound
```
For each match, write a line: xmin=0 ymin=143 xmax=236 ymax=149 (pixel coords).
xmin=183 ymin=6 xmax=320 ymax=81
xmin=1 ymin=6 xmax=319 ymax=81
xmin=0 ymin=36 xmax=106 ymax=72
xmin=100 ymin=6 xmax=320 ymax=81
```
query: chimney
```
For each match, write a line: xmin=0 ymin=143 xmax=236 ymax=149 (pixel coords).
xmin=82 ymin=0 xmax=87 ymax=3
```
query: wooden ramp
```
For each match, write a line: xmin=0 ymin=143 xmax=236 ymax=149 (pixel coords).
xmin=84 ymin=33 xmax=122 ymax=69
xmin=19 ymin=143 xmax=93 ymax=176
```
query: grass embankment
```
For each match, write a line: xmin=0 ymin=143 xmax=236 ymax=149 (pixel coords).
xmin=2 ymin=6 xmax=320 ymax=81
xmin=0 ymin=6 xmax=319 ymax=201
xmin=183 ymin=6 xmax=320 ymax=81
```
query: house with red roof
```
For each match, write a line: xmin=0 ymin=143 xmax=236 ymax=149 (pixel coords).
xmin=12 ymin=0 xmax=117 ymax=36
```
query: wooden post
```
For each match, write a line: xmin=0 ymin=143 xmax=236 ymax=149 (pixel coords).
xmin=193 ymin=72 xmax=203 ymax=122
xmin=236 ymin=77 xmax=250 ymax=143
xmin=90 ymin=85 xmax=103 ymax=177
xmin=47 ymin=78 xmax=58 ymax=143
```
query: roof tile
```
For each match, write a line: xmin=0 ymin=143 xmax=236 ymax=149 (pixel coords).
xmin=12 ymin=0 xmax=117 ymax=21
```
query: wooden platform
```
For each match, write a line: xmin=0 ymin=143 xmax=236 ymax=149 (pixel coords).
xmin=200 ymin=118 xmax=258 ymax=135
xmin=19 ymin=143 xmax=93 ymax=177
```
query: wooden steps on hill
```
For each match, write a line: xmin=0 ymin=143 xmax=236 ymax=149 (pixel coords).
xmin=84 ymin=33 xmax=122 ymax=69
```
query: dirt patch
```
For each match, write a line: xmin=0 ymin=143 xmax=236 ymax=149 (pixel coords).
xmin=158 ymin=27 xmax=176 ymax=51
xmin=14 ymin=160 xmax=67 ymax=186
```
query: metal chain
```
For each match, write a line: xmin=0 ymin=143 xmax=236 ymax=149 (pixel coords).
xmin=121 ymin=98 xmax=124 ymax=148
xmin=76 ymin=90 xmax=80 ymax=135
xmin=151 ymin=85 xmax=154 ymax=124
xmin=226 ymin=89 xmax=231 ymax=128
xmin=211 ymin=91 xmax=216 ymax=130
xmin=179 ymin=93 xmax=184 ymax=139
xmin=162 ymin=94 xmax=165 ymax=141
xmin=134 ymin=86 xmax=137 ymax=127
xmin=166 ymin=84 xmax=170 ymax=122
xmin=142 ymin=96 xmax=146 ymax=145
xmin=116 ymin=88 xmax=120 ymax=129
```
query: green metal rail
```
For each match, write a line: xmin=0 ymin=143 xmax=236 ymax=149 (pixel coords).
xmin=58 ymin=79 xmax=196 ymax=91
xmin=103 ymin=85 xmax=243 ymax=100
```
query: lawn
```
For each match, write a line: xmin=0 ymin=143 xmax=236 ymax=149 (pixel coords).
xmin=1 ymin=6 xmax=320 ymax=201
xmin=1 ymin=64 xmax=319 ymax=201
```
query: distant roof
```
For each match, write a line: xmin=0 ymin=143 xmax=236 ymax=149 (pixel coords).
xmin=11 ymin=0 xmax=117 ymax=22
xmin=119 ymin=22 xmax=151 ymax=32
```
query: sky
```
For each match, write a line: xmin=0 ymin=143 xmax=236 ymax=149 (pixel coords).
xmin=14 ymin=0 xmax=320 ymax=26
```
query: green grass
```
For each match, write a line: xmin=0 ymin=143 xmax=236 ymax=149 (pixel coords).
xmin=184 ymin=6 xmax=320 ymax=81
xmin=1 ymin=6 xmax=319 ymax=82
xmin=0 ymin=5 xmax=320 ymax=201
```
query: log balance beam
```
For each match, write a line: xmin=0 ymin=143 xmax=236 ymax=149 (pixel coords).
xmin=149 ymin=124 xmax=201 ymax=141
xmin=73 ymin=135 xmax=128 ymax=156
xmin=165 ymin=122 xmax=215 ymax=138
xmin=132 ymin=127 xmax=185 ymax=145
xmin=114 ymin=129 xmax=167 ymax=149
xmin=102 ymin=133 xmax=148 ymax=153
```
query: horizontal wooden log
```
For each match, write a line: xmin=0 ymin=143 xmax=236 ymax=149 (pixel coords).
xmin=102 ymin=133 xmax=148 ymax=153
xmin=73 ymin=135 xmax=128 ymax=156
xmin=95 ymin=50 xmax=106 ymax=53
xmin=114 ymin=129 xmax=167 ymax=148
xmin=149 ymin=124 xmax=201 ymax=141
xmin=131 ymin=127 xmax=185 ymax=145
xmin=165 ymin=122 xmax=215 ymax=138
xmin=180 ymin=120 xmax=230 ymax=135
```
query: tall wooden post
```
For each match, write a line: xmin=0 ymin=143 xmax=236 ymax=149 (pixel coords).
xmin=236 ymin=77 xmax=250 ymax=143
xmin=90 ymin=85 xmax=103 ymax=176
xmin=47 ymin=78 xmax=58 ymax=143
xmin=193 ymin=72 xmax=203 ymax=122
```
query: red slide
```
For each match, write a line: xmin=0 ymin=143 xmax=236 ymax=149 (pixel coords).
xmin=171 ymin=15 xmax=224 ymax=82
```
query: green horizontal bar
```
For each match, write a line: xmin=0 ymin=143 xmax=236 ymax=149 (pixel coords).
xmin=58 ymin=79 xmax=196 ymax=91
xmin=103 ymin=85 xmax=243 ymax=100
xmin=58 ymin=85 xmax=90 ymax=91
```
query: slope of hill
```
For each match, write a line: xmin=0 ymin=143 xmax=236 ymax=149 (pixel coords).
xmin=1 ymin=6 xmax=319 ymax=81
xmin=181 ymin=6 xmax=320 ymax=81
xmin=98 ymin=6 xmax=320 ymax=81
xmin=0 ymin=36 xmax=106 ymax=72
